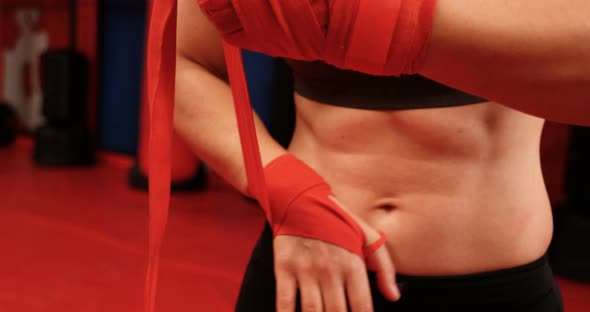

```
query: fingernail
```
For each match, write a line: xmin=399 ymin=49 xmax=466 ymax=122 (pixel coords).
xmin=391 ymin=284 xmax=401 ymax=300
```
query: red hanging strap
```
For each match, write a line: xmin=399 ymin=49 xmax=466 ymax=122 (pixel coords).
xmin=144 ymin=2 xmax=267 ymax=311
xmin=222 ymin=43 xmax=271 ymax=216
xmin=144 ymin=0 xmax=176 ymax=311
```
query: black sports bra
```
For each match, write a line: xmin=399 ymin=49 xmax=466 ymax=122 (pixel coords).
xmin=284 ymin=59 xmax=486 ymax=110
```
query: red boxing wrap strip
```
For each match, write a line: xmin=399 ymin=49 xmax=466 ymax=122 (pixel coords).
xmin=198 ymin=0 xmax=438 ymax=76
xmin=363 ymin=231 xmax=388 ymax=258
xmin=264 ymin=155 xmax=366 ymax=257
xmin=144 ymin=1 xmax=176 ymax=312
xmin=223 ymin=44 xmax=271 ymax=211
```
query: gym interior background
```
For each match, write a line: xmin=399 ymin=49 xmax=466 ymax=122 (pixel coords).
xmin=0 ymin=0 xmax=589 ymax=311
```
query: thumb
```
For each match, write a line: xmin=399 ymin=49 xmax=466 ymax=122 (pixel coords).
xmin=365 ymin=242 xmax=401 ymax=301
xmin=327 ymin=196 xmax=401 ymax=301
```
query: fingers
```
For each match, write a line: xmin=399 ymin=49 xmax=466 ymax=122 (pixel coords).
xmin=299 ymin=277 xmax=324 ymax=312
xmin=275 ymin=235 xmax=373 ymax=312
xmin=279 ymin=263 xmax=346 ymax=312
xmin=329 ymin=196 xmax=400 ymax=302
xmin=345 ymin=260 xmax=374 ymax=312
xmin=365 ymin=243 xmax=400 ymax=302
xmin=320 ymin=274 xmax=347 ymax=312
xmin=275 ymin=268 xmax=298 ymax=312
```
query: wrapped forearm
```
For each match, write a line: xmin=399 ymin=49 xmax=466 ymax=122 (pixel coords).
xmin=200 ymin=0 xmax=590 ymax=125
xmin=199 ymin=0 xmax=437 ymax=76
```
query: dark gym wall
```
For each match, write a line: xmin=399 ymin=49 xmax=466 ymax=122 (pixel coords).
xmin=243 ymin=52 xmax=295 ymax=147
xmin=99 ymin=0 xmax=147 ymax=154
xmin=96 ymin=0 xmax=291 ymax=155
xmin=243 ymin=51 xmax=279 ymax=128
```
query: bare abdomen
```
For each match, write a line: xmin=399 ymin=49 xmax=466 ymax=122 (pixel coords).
xmin=289 ymin=95 xmax=553 ymax=275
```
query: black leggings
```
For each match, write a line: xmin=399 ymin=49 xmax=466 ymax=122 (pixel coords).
xmin=236 ymin=224 xmax=564 ymax=312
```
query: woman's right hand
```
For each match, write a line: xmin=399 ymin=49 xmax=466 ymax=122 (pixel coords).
xmin=272 ymin=199 xmax=400 ymax=312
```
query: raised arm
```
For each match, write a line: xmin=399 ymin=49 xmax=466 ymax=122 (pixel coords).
xmin=198 ymin=0 xmax=590 ymax=125
xmin=421 ymin=0 xmax=590 ymax=125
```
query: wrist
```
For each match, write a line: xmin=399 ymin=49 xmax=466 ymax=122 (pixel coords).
xmin=262 ymin=154 xmax=365 ymax=257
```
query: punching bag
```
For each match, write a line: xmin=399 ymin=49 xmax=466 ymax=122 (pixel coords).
xmin=32 ymin=0 xmax=94 ymax=166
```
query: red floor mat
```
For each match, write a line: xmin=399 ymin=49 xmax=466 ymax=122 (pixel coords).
xmin=1 ymin=142 xmax=589 ymax=311
xmin=1 ymin=142 xmax=264 ymax=311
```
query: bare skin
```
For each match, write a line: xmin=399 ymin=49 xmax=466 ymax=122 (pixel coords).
xmin=176 ymin=0 xmax=554 ymax=311
xmin=423 ymin=0 xmax=590 ymax=125
xmin=291 ymin=95 xmax=552 ymax=275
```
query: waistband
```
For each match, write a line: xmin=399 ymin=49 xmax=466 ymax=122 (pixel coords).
xmin=372 ymin=255 xmax=555 ymax=304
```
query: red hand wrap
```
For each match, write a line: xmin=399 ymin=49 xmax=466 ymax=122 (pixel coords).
xmin=264 ymin=154 xmax=366 ymax=258
xmin=198 ymin=0 xmax=438 ymax=76
xmin=363 ymin=231 xmax=388 ymax=259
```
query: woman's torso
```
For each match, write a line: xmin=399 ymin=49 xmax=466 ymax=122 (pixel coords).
xmin=285 ymin=61 xmax=553 ymax=276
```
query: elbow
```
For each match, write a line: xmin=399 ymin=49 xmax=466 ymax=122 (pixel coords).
xmin=173 ymin=87 xmax=191 ymax=138
xmin=172 ymin=93 xmax=204 ymax=150
xmin=173 ymin=59 xmax=204 ymax=137
xmin=172 ymin=109 xmax=189 ymax=141
xmin=172 ymin=91 xmax=190 ymax=133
